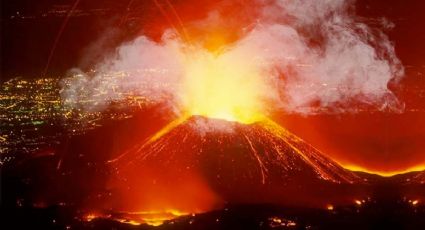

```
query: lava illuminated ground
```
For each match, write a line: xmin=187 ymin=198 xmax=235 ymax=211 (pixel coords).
xmin=100 ymin=115 xmax=367 ymax=226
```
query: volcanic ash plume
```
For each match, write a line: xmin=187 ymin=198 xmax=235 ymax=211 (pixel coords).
xmin=61 ymin=0 xmax=404 ymax=116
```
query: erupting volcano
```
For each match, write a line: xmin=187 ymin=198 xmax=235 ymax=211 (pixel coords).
xmin=100 ymin=115 xmax=366 ymax=225
xmin=4 ymin=0 xmax=420 ymax=228
xmin=111 ymin=116 xmax=360 ymax=185
xmin=4 ymin=0 xmax=425 ymax=229
xmin=91 ymin=18 xmax=374 ymax=223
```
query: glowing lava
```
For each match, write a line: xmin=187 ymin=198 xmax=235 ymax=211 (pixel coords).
xmin=178 ymin=42 xmax=274 ymax=124
xmin=84 ymin=210 xmax=188 ymax=227
xmin=344 ymin=164 xmax=425 ymax=177
xmin=113 ymin=116 xmax=361 ymax=184
xmin=103 ymin=116 xmax=368 ymax=226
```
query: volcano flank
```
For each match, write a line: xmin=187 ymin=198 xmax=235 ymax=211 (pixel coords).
xmin=106 ymin=116 xmax=366 ymax=212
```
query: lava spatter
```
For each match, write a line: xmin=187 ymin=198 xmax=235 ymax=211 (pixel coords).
xmin=110 ymin=116 xmax=361 ymax=185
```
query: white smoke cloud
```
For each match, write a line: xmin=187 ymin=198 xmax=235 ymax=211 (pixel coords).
xmin=61 ymin=0 xmax=404 ymax=115
xmin=61 ymin=33 xmax=185 ymax=112
xmin=263 ymin=0 xmax=404 ymax=113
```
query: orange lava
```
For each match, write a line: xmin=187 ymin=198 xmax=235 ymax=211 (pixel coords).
xmin=343 ymin=164 xmax=425 ymax=177
xmin=84 ymin=210 xmax=189 ymax=226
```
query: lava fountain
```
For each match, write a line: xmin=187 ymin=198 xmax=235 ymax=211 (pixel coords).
xmin=178 ymin=45 xmax=272 ymax=124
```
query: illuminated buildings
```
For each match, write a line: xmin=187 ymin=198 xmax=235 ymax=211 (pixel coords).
xmin=0 ymin=75 xmax=148 ymax=164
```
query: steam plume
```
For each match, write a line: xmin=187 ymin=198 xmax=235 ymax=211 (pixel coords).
xmin=61 ymin=0 xmax=404 ymax=115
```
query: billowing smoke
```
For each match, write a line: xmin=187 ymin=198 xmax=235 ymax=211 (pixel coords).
xmin=263 ymin=0 xmax=404 ymax=113
xmin=61 ymin=0 xmax=404 ymax=115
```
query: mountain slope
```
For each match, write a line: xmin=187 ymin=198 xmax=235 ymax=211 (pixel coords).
xmin=103 ymin=116 xmax=369 ymax=214
xmin=110 ymin=116 xmax=361 ymax=185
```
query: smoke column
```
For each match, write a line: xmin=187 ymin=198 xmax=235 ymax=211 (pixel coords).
xmin=61 ymin=0 xmax=404 ymax=115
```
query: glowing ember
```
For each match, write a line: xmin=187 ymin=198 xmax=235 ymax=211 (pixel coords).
xmin=409 ymin=200 xmax=420 ymax=206
xmin=354 ymin=200 xmax=363 ymax=206
xmin=84 ymin=213 xmax=100 ymax=222
xmin=268 ymin=216 xmax=297 ymax=228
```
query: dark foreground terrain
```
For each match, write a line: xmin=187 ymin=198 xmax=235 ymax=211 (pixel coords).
xmin=1 ymin=202 xmax=425 ymax=230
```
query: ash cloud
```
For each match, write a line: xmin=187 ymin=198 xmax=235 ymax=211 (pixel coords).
xmin=61 ymin=0 xmax=404 ymax=115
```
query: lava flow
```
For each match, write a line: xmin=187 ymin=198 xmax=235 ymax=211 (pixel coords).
xmin=102 ymin=115 xmax=366 ymax=226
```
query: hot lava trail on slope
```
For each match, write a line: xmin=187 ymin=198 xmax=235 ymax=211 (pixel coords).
xmin=98 ymin=115 xmax=365 ymax=226
xmin=110 ymin=116 xmax=360 ymax=185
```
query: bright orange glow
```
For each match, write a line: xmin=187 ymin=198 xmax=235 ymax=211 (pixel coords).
xmin=83 ymin=210 xmax=188 ymax=226
xmin=179 ymin=46 xmax=270 ymax=124
xmin=409 ymin=200 xmax=420 ymax=206
xmin=147 ymin=116 xmax=189 ymax=143
xmin=116 ymin=219 xmax=141 ymax=226
xmin=344 ymin=164 xmax=425 ymax=177
xmin=354 ymin=200 xmax=362 ymax=206
xmin=275 ymin=113 xmax=425 ymax=177
xmin=116 ymin=210 xmax=188 ymax=226
xmin=84 ymin=213 xmax=100 ymax=222
xmin=107 ymin=149 xmax=222 ymax=226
